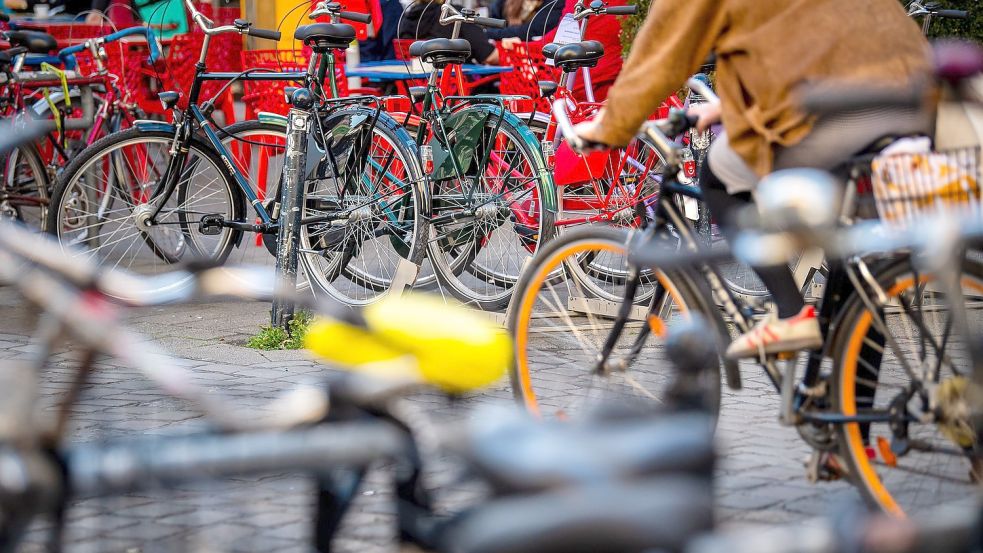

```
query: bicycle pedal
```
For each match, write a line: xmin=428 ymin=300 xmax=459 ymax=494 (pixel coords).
xmin=199 ymin=214 xmax=225 ymax=236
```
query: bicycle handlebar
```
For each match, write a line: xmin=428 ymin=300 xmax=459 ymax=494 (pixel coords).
xmin=604 ymin=5 xmax=638 ymax=15
xmin=247 ymin=26 xmax=282 ymax=41
xmin=473 ymin=15 xmax=507 ymax=28
xmin=340 ymin=10 xmax=372 ymax=23
xmin=439 ymin=4 xmax=506 ymax=29
xmin=57 ymin=26 xmax=163 ymax=64
xmin=937 ymin=8 xmax=969 ymax=18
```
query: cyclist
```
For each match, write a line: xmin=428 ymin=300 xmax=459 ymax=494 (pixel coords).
xmin=572 ymin=0 xmax=934 ymax=359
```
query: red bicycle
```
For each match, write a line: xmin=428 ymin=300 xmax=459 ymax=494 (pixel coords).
xmin=0 ymin=22 xmax=161 ymax=229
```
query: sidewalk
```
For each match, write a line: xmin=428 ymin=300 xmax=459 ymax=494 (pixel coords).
xmin=0 ymin=286 xmax=861 ymax=552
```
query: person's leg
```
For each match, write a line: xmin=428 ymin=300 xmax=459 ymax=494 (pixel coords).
xmin=702 ymin=133 xmax=820 ymax=358
xmin=702 ymin=137 xmax=806 ymax=319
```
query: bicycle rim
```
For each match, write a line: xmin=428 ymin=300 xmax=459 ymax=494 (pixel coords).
xmin=220 ymin=121 xmax=287 ymax=267
xmin=833 ymin=256 xmax=983 ymax=516
xmin=300 ymin=110 xmax=424 ymax=306
xmin=508 ymin=226 xmax=706 ymax=418
xmin=427 ymin=111 xmax=554 ymax=311
xmin=49 ymin=131 xmax=239 ymax=285
xmin=2 ymin=145 xmax=48 ymax=229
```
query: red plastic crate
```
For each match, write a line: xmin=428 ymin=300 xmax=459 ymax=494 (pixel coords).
xmin=496 ymin=41 xmax=559 ymax=113
xmin=240 ymin=49 xmax=350 ymax=117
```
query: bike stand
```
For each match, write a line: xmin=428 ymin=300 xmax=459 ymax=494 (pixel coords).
xmin=567 ymin=296 xmax=650 ymax=321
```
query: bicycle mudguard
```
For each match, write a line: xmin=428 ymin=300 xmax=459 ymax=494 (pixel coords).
xmin=134 ymin=120 xmax=176 ymax=133
xmin=257 ymin=112 xmax=288 ymax=127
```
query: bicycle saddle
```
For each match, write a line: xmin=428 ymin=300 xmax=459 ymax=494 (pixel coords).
xmin=436 ymin=478 xmax=713 ymax=553
xmin=294 ymin=23 xmax=356 ymax=51
xmin=409 ymin=38 xmax=471 ymax=67
xmin=541 ymin=42 xmax=560 ymax=59
xmin=456 ymin=411 xmax=714 ymax=495
xmin=5 ymin=31 xmax=58 ymax=54
xmin=553 ymin=40 xmax=605 ymax=72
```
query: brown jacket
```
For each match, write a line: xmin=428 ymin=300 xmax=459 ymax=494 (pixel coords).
xmin=595 ymin=0 xmax=931 ymax=176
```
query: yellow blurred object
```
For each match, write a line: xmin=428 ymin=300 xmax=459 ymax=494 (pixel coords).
xmin=305 ymin=294 xmax=512 ymax=394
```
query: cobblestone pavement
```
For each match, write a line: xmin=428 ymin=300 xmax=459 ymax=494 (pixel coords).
xmin=0 ymin=284 xmax=871 ymax=553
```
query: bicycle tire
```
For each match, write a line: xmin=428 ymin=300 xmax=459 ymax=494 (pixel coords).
xmin=217 ymin=118 xmax=288 ymax=266
xmin=506 ymin=224 xmax=722 ymax=418
xmin=46 ymin=128 xmax=243 ymax=293
xmin=427 ymin=104 xmax=556 ymax=311
xmin=2 ymin=143 xmax=49 ymax=229
xmin=830 ymin=255 xmax=983 ymax=516
xmin=299 ymin=107 xmax=427 ymax=306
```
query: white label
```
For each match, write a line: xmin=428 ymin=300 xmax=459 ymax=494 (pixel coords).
xmin=546 ymin=14 xmax=581 ymax=66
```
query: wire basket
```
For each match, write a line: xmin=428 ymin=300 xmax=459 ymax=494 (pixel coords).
xmin=869 ymin=146 xmax=983 ymax=226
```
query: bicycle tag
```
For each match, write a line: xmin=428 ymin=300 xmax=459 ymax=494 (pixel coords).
xmin=420 ymin=144 xmax=434 ymax=174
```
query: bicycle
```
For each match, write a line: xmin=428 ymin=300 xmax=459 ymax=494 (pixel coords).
xmin=0 ymin=24 xmax=161 ymax=230
xmin=46 ymin=0 xmax=426 ymax=305
xmin=0 ymin=215 xmax=720 ymax=553
xmin=397 ymin=3 xmax=556 ymax=311
xmin=508 ymin=52 xmax=983 ymax=515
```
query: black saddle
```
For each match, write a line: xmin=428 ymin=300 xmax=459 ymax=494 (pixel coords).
xmin=552 ymin=40 xmax=604 ymax=72
xmin=294 ymin=23 xmax=356 ymax=51
xmin=5 ymin=31 xmax=58 ymax=54
xmin=409 ymin=38 xmax=471 ymax=67
xmin=436 ymin=478 xmax=714 ymax=553
xmin=454 ymin=412 xmax=715 ymax=495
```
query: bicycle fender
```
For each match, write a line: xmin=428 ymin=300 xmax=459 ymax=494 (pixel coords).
xmin=28 ymin=88 xmax=82 ymax=118
xmin=134 ymin=120 xmax=176 ymax=133
xmin=257 ymin=112 xmax=288 ymax=127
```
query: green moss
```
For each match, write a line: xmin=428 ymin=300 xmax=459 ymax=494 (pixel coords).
xmin=246 ymin=311 xmax=313 ymax=350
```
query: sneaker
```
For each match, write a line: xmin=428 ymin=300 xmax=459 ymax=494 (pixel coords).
xmin=725 ymin=306 xmax=822 ymax=360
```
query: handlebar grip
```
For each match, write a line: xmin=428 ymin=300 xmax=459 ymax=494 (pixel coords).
xmin=605 ymin=6 xmax=638 ymax=15
xmin=473 ymin=16 xmax=507 ymax=28
xmin=339 ymin=10 xmax=371 ymax=24
xmin=937 ymin=9 xmax=969 ymax=19
xmin=0 ymin=13 xmax=9 ymax=23
xmin=248 ymin=27 xmax=282 ymax=41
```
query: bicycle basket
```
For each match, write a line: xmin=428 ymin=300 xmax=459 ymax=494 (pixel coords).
xmin=870 ymin=146 xmax=983 ymax=225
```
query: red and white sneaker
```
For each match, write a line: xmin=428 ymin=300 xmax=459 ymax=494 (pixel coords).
xmin=725 ymin=306 xmax=822 ymax=360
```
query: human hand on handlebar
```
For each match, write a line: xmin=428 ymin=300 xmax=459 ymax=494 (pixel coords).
xmin=688 ymin=102 xmax=721 ymax=133
xmin=570 ymin=111 xmax=614 ymax=152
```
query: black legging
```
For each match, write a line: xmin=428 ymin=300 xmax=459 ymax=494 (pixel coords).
xmin=699 ymin=161 xmax=805 ymax=319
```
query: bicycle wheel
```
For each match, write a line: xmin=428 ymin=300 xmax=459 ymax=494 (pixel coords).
xmin=427 ymin=106 xmax=555 ymax=311
xmin=220 ymin=119 xmax=287 ymax=266
xmin=2 ymin=144 xmax=48 ymax=229
xmin=507 ymin=225 xmax=721 ymax=418
xmin=299 ymin=108 xmax=426 ymax=306
xmin=47 ymin=128 xmax=242 ymax=287
xmin=831 ymin=255 xmax=983 ymax=516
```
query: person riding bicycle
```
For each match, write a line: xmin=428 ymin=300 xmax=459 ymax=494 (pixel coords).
xmin=573 ymin=0 xmax=934 ymax=359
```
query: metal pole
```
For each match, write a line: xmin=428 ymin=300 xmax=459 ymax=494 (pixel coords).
xmin=271 ymin=94 xmax=313 ymax=329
